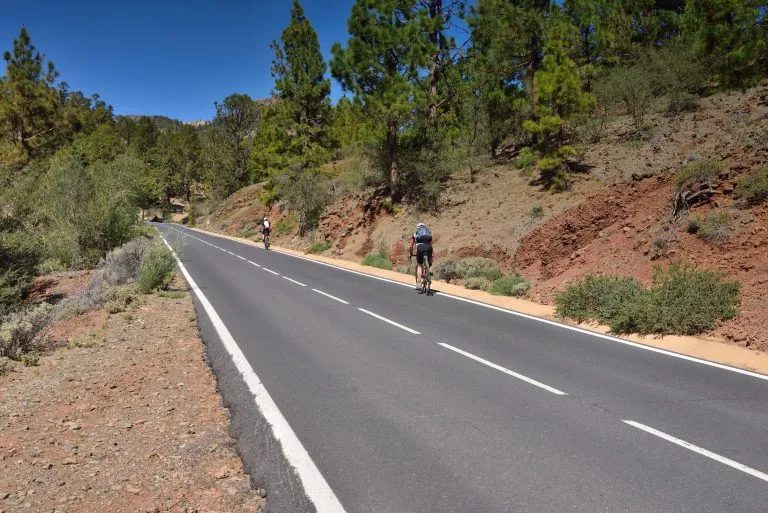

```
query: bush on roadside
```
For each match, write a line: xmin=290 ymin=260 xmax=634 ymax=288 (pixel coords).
xmin=432 ymin=259 xmax=460 ymax=282
xmin=489 ymin=274 xmax=530 ymax=297
xmin=0 ymin=303 xmax=54 ymax=360
xmin=102 ymin=238 xmax=150 ymax=286
xmin=307 ymin=240 xmax=331 ymax=254
xmin=361 ymin=251 xmax=392 ymax=270
xmin=464 ymin=277 xmax=491 ymax=291
xmin=734 ymin=166 xmax=768 ymax=207
xmin=556 ymin=262 xmax=740 ymax=336
xmin=457 ymin=258 xmax=503 ymax=282
xmin=137 ymin=244 xmax=176 ymax=293
xmin=555 ymin=275 xmax=644 ymax=324
xmin=272 ymin=215 xmax=297 ymax=238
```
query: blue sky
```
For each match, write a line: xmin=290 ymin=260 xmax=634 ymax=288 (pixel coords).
xmin=1 ymin=0 xmax=369 ymax=121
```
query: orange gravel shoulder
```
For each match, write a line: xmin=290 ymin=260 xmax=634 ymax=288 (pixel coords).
xmin=0 ymin=274 xmax=264 ymax=513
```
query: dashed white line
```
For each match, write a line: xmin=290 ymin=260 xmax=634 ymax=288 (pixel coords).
xmin=157 ymin=233 xmax=348 ymax=513
xmin=283 ymin=277 xmax=307 ymax=287
xmin=623 ymin=420 xmax=768 ymax=483
xmin=236 ymin=255 xmax=247 ymax=261
xmin=263 ymin=268 xmax=280 ymax=276
xmin=438 ymin=343 xmax=567 ymax=396
xmin=312 ymin=289 xmax=349 ymax=304
xmin=248 ymin=260 xmax=261 ymax=268
xmin=357 ymin=308 xmax=420 ymax=335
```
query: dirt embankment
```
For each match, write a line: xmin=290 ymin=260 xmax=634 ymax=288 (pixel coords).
xmin=0 ymin=274 xmax=264 ymax=513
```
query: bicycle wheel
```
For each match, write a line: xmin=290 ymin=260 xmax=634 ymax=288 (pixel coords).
xmin=424 ymin=262 xmax=431 ymax=295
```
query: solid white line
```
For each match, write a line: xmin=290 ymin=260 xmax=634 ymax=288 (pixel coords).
xmin=623 ymin=420 xmax=768 ymax=483
xmin=236 ymin=254 xmax=247 ymax=261
xmin=283 ymin=276 xmax=307 ymax=287
xmin=248 ymin=260 xmax=261 ymax=268
xmin=312 ymin=289 xmax=349 ymax=305
xmin=357 ymin=308 xmax=420 ymax=335
xmin=168 ymin=225 xmax=768 ymax=382
xmin=157 ymin=232 xmax=348 ymax=513
xmin=263 ymin=268 xmax=280 ymax=276
xmin=438 ymin=342 xmax=567 ymax=396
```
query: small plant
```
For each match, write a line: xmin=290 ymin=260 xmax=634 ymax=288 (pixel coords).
xmin=531 ymin=205 xmax=544 ymax=220
xmin=68 ymin=333 xmax=104 ymax=349
xmin=361 ymin=251 xmax=392 ymax=270
xmin=457 ymin=258 xmax=503 ymax=282
xmin=272 ymin=215 xmax=297 ymax=237
xmin=674 ymin=159 xmax=724 ymax=215
xmin=306 ymin=240 xmax=331 ymax=254
xmin=123 ymin=313 xmax=134 ymax=322
xmin=0 ymin=356 xmax=13 ymax=375
xmin=21 ymin=350 xmax=39 ymax=367
xmin=516 ymin=147 xmax=538 ymax=174
xmin=158 ymin=290 xmax=185 ymax=299
xmin=734 ymin=166 xmax=768 ymax=207
xmin=489 ymin=274 xmax=530 ymax=297
xmin=0 ymin=303 xmax=54 ymax=360
xmin=137 ymin=244 xmax=176 ymax=293
xmin=432 ymin=259 xmax=460 ymax=282
xmin=464 ymin=277 xmax=491 ymax=291
xmin=105 ymin=301 xmax=125 ymax=314
xmin=690 ymin=212 xmax=731 ymax=243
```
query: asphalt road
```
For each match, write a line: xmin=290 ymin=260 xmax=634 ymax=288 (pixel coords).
xmin=158 ymin=224 xmax=768 ymax=513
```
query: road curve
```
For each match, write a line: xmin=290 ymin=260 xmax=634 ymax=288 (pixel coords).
xmin=158 ymin=224 xmax=768 ymax=513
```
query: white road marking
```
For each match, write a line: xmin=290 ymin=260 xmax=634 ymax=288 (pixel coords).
xmin=263 ymin=268 xmax=280 ymax=276
xmin=283 ymin=277 xmax=307 ymax=287
xmin=236 ymin=255 xmax=247 ymax=261
xmin=357 ymin=308 xmax=420 ymax=335
xmin=157 ymin=233 xmax=348 ymax=513
xmin=312 ymin=289 xmax=349 ymax=305
xmin=248 ymin=260 xmax=261 ymax=268
xmin=438 ymin=343 xmax=567 ymax=396
xmin=623 ymin=420 xmax=768 ymax=483
xmin=167 ymin=225 xmax=768 ymax=382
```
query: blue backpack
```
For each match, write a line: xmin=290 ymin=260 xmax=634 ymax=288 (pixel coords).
xmin=415 ymin=225 xmax=432 ymax=243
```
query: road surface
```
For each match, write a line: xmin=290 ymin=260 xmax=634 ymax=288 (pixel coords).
xmin=158 ymin=224 xmax=768 ymax=513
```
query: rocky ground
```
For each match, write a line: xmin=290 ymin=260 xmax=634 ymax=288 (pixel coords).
xmin=0 ymin=274 xmax=264 ymax=513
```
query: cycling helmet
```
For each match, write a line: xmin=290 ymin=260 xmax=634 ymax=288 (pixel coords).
xmin=416 ymin=222 xmax=425 ymax=229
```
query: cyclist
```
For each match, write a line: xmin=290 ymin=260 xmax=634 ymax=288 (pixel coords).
xmin=409 ymin=222 xmax=433 ymax=287
xmin=261 ymin=216 xmax=271 ymax=249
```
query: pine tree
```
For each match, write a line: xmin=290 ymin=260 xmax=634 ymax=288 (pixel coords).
xmin=270 ymin=0 xmax=332 ymax=169
xmin=0 ymin=27 xmax=61 ymax=165
xmin=331 ymin=0 xmax=429 ymax=198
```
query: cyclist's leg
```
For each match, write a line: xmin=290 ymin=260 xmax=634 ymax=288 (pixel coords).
xmin=415 ymin=247 xmax=424 ymax=283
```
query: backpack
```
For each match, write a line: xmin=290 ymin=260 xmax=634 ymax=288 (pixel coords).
xmin=415 ymin=225 xmax=432 ymax=243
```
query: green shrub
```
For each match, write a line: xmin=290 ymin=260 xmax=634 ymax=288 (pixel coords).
xmin=68 ymin=332 xmax=104 ymax=349
xmin=105 ymin=301 xmax=124 ymax=314
xmin=137 ymin=244 xmax=176 ymax=293
xmin=516 ymin=147 xmax=538 ymax=173
xmin=272 ymin=216 xmax=297 ymax=238
xmin=0 ymin=303 xmax=54 ymax=360
xmin=688 ymin=211 xmax=731 ymax=243
xmin=464 ymin=277 xmax=491 ymax=291
xmin=734 ymin=166 xmax=768 ymax=206
xmin=361 ymin=251 xmax=392 ymax=270
xmin=457 ymin=258 xmax=503 ymax=282
xmin=21 ymin=350 xmax=39 ymax=367
xmin=556 ymin=263 xmax=739 ymax=336
xmin=675 ymin=159 xmax=724 ymax=191
xmin=0 ymin=356 xmax=13 ymax=375
xmin=307 ymin=240 xmax=331 ymax=254
xmin=611 ymin=262 xmax=739 ymax=336
xmin=432 ymin=259 xmax=460 ymax=282
xmin=555 ymin=275 xmax=644 ymax=324
xmin=531 ymin=205 xmax=544 ymax=220
xmin=489 ymin=275 xmax=530 ymax=297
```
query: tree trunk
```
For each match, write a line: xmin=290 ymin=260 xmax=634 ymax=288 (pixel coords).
xmin=387 ymin=117 xmax=398 ymax=199
xmin=428 ymin=0 xmax=442 ymax=121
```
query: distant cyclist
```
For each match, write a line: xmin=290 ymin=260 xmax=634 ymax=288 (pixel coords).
xmin=261 ymin=216 xmax=271 ymax=249
xmin=409 ymin=222 xmax=433 ymax=286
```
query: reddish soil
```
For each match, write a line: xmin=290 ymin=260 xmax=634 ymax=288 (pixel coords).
xmin=0 ymin=275 xmax=264 ymax=512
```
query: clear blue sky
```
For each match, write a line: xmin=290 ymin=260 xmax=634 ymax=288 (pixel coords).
xmin=1 ymin=0 xmax=368 ymax=122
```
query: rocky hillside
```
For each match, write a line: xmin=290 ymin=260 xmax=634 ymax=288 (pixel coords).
xmin=202 ymin=82 xmax=768 ymax=351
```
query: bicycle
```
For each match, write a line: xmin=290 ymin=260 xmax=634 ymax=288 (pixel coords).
xmin=263 ymin=231 xmax=270 ymax=250
xmin=409 ymin=255 xmax=432 ymax=295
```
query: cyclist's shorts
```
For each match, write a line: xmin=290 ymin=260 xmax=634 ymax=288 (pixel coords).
xmin=416 ymin=243 xmax=433 ymax=266
xmin=262 ymin=228 xmax=270 ymax=236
